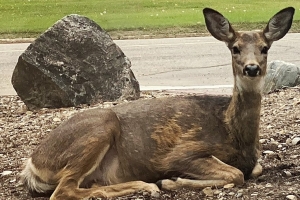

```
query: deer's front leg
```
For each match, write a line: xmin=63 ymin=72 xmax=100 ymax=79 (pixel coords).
xmin=157 ymin=156 xmax=244 ymax=190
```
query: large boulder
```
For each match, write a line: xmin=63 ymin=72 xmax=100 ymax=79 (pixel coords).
xmin=263 ymin=60 xmax=300 ymax=94
xmin=11 ymin=14 xmax=140 ymax=110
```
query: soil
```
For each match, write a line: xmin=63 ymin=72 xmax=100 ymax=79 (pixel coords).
xmin=0 ymin=88 xmax=300 ymax=200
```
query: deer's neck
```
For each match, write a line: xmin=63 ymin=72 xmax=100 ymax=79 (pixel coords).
xmin=225 ymin=84 xmax=262 ymax=147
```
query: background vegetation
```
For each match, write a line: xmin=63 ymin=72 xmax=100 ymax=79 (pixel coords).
xmin=1 ymin=0 xmax=300 ymax=39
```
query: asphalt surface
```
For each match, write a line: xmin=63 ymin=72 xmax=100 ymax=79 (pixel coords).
xmin=1 ymin=33 xmax=300 ymax=96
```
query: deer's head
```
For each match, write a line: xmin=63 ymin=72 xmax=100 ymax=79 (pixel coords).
xmin=203 ymin=7 xmax=294 ymax=92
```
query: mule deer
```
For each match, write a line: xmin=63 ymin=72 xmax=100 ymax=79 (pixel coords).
xmin=21 ymin=7 xmax=294 ymax=199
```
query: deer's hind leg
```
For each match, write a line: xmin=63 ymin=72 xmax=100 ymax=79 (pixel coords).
xmin=50 ymin=152 xmax=160 ymax=200
xmin=49 ymin=126 xmax=113 ymax=200
xmin=157 ymin=156 xmax=244 ymax=190
xmin=48 ymin=110 xmax=159 ymax=200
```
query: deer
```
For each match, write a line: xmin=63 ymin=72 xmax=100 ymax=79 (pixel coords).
xmin=20 ymin=7 xmax=294 ymax=200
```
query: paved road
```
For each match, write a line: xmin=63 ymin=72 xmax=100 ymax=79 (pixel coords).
xmin=1 ymin=33 xmax=300 ymax=95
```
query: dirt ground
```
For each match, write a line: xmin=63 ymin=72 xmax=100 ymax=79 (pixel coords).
xmin=1 ymin=88 xmax=300 ymax=200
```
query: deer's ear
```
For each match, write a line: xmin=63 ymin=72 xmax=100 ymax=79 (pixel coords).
xmin=203 ymin=8 xmax=236 ymax=43
xmin=263 ymin=7 xmax=295 ymax=42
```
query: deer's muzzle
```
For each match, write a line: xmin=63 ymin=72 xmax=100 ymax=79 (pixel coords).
xmin=244 ymin=64 xmax=260 ymax=77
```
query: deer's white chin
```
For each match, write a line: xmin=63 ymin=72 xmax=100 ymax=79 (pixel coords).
xmin=236 ymin=75 xmax=264 ymax=93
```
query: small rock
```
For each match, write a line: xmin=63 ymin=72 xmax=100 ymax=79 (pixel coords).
xmin=150 ymin=191 xmax=160 ymax=198
xmin=26 ymin=111 xmax=33 ymax=115
xmin=202 ymin=187 xmax=214 ymax=197
xmin=283 ymin=171 xmax=292 ymax=177
xmin=228 ymin=192 xmax=235 ymax=196
xmin=263 ymin=150 xmax=275 ymax=155
xmin=291 ymin=137 xmax=300 ymax=145
xmin=270 ymin=138 xmax=279 ymax=144
xmin=236 ymin=193 xmax=243 ymax=198
xmin=213 ymin=190 xmax=222 ymax=195
xmin=259 ymin=139 xmax=267 ymax=144
xmin=266 ymin=183 xmax=273 ymax=188
xmin=53 ymin=117 xmax=61 ymax=122
xmin=286 ymin=138 xmax=293 ymax=145
xmin=237 ymin=189 xmax=244 ymax=193
xmin=1 ymin=170 xmax=13 ymax=176
xmin=286 ymin=195 xmax=297 ymax=200
xmin=279 ymin=91 xmax=285 ymax=96
xmin=266 ymin=125 xmax=273 ymax=129
xmin=251 ymin=192 xmax=258 ymax=196
xmin=223 ymin=183 xmax=235 ymax=188
xmin=10 ymin=179 xmax=16 ymax=183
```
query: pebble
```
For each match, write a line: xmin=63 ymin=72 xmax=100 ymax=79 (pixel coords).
xmin=150 ymin=191 xmax=160 ymax=198
xmin=236 ymin=193 xmax=243 ymax=198
xmin=265 ymin=183 xmax=273 ymax=188
xmin=270 ymin=138 xmax=277 ymax=143
xmin=223 ymin=183 xmax=235 ymax=188
xmin=290 ymin=155 xmax=299 ymax=159
xmin=286 ymin=195 xmax=297 ymax=200
xmin=53 ymin=117 xmax=61 ymax=122
xmin=202 ymin=187 xmax=213 ymax=196
xmin=283 ymin=171 xmax=292 ymax=177
xmin=286 ymin=138 xmax=293 ymax=145
xmin=259 ymin=139 xmax=267 ymax=144
xmin=1 ymin=170 xmax=13 ymax=176
xmin=263 ymin=150 xmax=275 ymax=155
xmin=213 ymin=190 xmax=222 ymax=195
xmin=237 ymin=189 xmax=244 ymax=193
xmin=228 ymin=192 xmax=235 ymax=196
xmin=251 ymin=192 xmax=258 ymax=196
xmin=291 ymin=137 xmax=300 ymax=145
xmin=26 ymin=111 xmax=33 ymax=115
xmin=266 ymin=125 xmax=273 ymax=129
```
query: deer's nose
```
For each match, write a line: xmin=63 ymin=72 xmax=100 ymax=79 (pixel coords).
xmin=244 ymin=64 xmax=260 ymax=77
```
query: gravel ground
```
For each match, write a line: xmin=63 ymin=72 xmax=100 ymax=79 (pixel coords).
xmin=1 ymin=88 xmax=300 ymax=200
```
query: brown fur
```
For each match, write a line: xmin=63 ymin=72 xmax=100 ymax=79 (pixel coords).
xmin=20 ymin=7 xmax=294 ymax=199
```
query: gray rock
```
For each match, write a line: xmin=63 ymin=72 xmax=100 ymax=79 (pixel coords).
xmin=11 ymin=14 xmax=140 ymax=110
xmin=263 ymin=60 xmax=300 ymax=94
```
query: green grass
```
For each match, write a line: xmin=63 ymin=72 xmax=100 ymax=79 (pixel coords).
xmin=1 ymin=0 xmax=300 ymax=39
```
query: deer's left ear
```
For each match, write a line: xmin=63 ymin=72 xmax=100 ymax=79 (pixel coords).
xmin=264 ymin=7 xmax=295 ymax=42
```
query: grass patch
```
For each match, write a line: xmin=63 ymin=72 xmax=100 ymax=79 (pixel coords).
xmin=1 ymin=0 xmax=300 ymax=39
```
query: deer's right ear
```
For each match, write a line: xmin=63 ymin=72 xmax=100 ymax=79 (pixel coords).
xmin=203 ymin=8 xmax=236 ymax=43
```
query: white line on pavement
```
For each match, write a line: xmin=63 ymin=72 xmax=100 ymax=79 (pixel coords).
xmin=140 ymin=85 xmax=233 ymax=91
xmin=0 ymin=50 xmax=24 ymax=53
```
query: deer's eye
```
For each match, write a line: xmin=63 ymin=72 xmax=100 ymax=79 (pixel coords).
xmin=232 ymin=46 xmax=240 ymax=54
xmin=261 ymin=46 xmax=269 ymax=54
